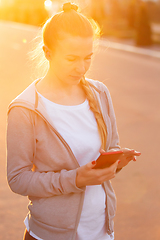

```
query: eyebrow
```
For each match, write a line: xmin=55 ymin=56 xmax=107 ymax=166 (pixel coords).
xmin=66 ymin=53 xmax=93 ymax=58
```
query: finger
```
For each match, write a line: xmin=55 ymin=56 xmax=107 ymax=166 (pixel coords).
xmin=124 ymin=150 xmax=141 ymax=157
xmin=87 ymin=160 xmax=97 ymax=169
xmin=126 ymin=156 xmax=134 ymax=160
xmin=122 ymin=147 xmax=141 ymax=155
xmin=121 ymin=148 xmax=133 ymax=154
xmin=109 ymin=159 xmax=120 ymax=171
xmin=133 ymin=151 xmax=141 ymax=156
xmin=107 ymin=160 xmax=120 ymax=177
xmin=133 ymin=156 xmax=137 ymax=161
xmin=123 ymin=149 xmax=134 ymax=156
xmin=99 ymin=149 xmax=105 ymax=154
xmin=126 ymin=153 xmax=141 ymax=159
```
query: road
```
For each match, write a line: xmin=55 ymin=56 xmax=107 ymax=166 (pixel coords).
xmin=0 ymin=21 xmax=160 ymax=240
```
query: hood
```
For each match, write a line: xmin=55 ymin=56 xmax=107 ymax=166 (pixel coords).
xmin=8 ymin=78 xmax=103 ymax=114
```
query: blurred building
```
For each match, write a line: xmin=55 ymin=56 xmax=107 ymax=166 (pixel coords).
xmin=0 ymin=0 xmax=49 ymax=26
xmin=0 ymin=0 xmax=160 ymax=28
xmin=0 ymin=0 xmax=44 ymax=7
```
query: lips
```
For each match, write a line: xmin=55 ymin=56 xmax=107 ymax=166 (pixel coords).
xmin=70 ymin=75 xmax=83 ymax=80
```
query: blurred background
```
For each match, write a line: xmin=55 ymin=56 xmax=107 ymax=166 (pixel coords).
xmin=0 ymin=1 xmax=160 ymax=240
xmin=0 ymin=0 xmax=160 ymax=46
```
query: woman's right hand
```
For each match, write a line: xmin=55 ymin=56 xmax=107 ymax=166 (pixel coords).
xmin=76 ymin=160 xmax=120 ymax=188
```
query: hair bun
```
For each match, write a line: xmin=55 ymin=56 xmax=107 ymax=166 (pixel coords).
xmin=63 ymin=2 xmax=78 ymax=12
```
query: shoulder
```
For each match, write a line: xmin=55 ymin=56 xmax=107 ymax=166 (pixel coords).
xmin=85 ymin=78 xmax=114 ymax=111
xmin=86 ymin=78 xmax=111 ymax=96
xmin=8 ymin=79 xmax=40 ymax=113
xmin=7 ymin=106 xmax=35 ymax=127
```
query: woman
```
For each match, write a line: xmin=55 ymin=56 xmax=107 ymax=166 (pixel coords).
xmin=7 ymin=2 xmax=140 ymax=240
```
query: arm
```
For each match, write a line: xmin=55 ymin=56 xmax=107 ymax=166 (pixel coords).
xmin=7 ymin=107 xmax=83 ymax=198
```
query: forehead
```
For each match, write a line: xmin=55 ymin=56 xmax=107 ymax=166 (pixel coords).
xmin=56 ymin=35 xmax=93 ymax=56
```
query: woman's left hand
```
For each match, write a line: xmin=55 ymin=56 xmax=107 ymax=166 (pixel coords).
xmin=117 ymin=148 xmax=141 ymax=169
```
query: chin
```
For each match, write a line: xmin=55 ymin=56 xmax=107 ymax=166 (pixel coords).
xmin=70 ymin=75 xmax=83 ymax=81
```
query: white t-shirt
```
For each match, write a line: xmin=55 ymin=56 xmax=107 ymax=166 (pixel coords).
xmin=24 ymin=93 xmax=114 ymax=240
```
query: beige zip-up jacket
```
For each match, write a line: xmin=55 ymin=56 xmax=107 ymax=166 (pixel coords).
xmin=7 ymin=78 xmax=120 ymax=240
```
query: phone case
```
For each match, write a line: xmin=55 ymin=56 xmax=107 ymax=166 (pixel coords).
xmin=93 ymin=150 xmax=123 ymax=169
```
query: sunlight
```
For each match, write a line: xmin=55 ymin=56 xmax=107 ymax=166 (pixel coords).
xmin=22 ymin=39 xmax=27 ymax=44
xmin=44 ymin=0 xmax=53 ymax=11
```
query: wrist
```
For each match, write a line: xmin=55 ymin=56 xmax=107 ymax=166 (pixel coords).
xmin=76 ymin=168 xmax=84 ymax=188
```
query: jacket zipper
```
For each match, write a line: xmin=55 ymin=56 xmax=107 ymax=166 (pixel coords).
xmin=35 ymin=109 xmax=80 ymax=168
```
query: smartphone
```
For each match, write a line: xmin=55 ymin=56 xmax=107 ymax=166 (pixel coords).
xmin=93 ymin=150 xmax=123 ymax=169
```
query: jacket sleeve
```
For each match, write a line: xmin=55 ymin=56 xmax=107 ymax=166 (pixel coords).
xmin=7 ymin=107 xmax=84 ymax=198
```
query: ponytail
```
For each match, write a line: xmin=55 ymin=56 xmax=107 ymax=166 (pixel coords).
xmin=81 ymin=77 xmax=107 ymax=150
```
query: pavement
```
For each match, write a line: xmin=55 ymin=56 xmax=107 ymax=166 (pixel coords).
xmin=100 ymin=21 xmax=160 ymax=59
xmin=100 ymin=37 xmax=160 ymax=59
xmin=0 ymin=21 xmax=160 ymax=240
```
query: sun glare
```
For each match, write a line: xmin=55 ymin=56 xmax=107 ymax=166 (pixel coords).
xmin=22 ymin=39 xmax=27 ymax=44
xmin=44 ymin=0 xmax=52 ymax=11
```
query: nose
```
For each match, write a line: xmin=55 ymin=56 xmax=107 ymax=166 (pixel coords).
xmin=75 ymin=60 xmax=86 ymax=75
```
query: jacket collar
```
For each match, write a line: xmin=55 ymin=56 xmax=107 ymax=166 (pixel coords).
xmin=8 ymin=78 xmax=103 ymax=111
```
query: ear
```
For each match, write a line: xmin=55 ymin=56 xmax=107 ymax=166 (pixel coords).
xmin=43 ymin=45 xmax=52 ymax=61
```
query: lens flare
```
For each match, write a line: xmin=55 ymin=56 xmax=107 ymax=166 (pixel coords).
xmin=23 ymin=39 xmax=27 ymax=44
xmin=44 ymin=0 xmax=52 ymax=11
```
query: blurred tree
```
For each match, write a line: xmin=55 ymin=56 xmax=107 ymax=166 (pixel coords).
xmin=146 ymin=0 xmax=160 ymax=22
xmin=89 ymin=0 xmax=124 ymax=36
xmin=127 ymin=0 xmax=136 ymax=28
xmin=135 ymin=1 xmax=152 ymax=46
xmin=105 ymin=0 xmax=122 ymax=28
xmin=90 ymin=0 xmax=106 ymax=25
xmin=0 ymin=0 xmax=49 ymax=26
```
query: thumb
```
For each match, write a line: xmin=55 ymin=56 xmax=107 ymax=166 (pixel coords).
xmin=99 ymin=149 xmax=105 ymax=154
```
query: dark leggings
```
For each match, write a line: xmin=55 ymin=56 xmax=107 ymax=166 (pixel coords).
xmin=23 ymin=229 xmax=37 ymax=240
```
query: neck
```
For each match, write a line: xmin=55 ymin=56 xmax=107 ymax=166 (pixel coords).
xmin=36 ymin=71 xmax=86 ymax=105
xmin=42 ymin=70 xmax=82 ymax=93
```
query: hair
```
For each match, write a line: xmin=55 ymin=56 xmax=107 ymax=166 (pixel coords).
xmin=42 ymin=4 xmax=100 ymax=50
xmin=31 ymin=2 xmax=107 ymax=149
xmin=81 ymin=77 xmax=107 ymax=150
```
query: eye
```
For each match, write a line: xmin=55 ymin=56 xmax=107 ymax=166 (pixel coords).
xmin=85 ymin=54 xmax=93 ymax=61
xmin=85 ymin=57 xmax=92 ymax=61
xmin=66 ymin=57 xmax=76 ymax=62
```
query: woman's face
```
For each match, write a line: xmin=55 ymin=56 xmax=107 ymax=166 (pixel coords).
xmin=48 ymin=35 xmax=93 ymax=87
